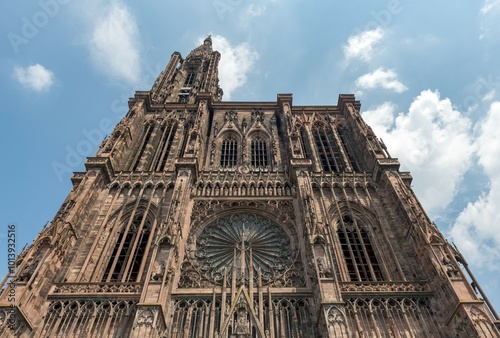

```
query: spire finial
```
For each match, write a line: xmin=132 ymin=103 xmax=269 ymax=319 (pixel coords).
xmin=204 ymin=35 xmax=212 ymax=46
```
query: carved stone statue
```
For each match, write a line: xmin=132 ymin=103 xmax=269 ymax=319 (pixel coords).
xmin=150 ymin=261 xmax=165 ymax=281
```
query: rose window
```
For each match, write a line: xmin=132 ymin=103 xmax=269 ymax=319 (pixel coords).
xmin=186 ymin=212 xmax=303 ymax=287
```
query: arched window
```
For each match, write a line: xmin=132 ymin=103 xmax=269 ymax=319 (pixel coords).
xmin=220 ymin=135 xmax=238 ymax=167
xmin=337 ymin=127 xmax=361 ymax=172
xmin=152 ymin=121 xmax=178 ymax=171
xmin=132 ymin=123 xmax=155 ymax=171
xmin=251 ymin=135 xmax=268 ymax=167
xmin=300 ymin=127 xmax=311 ymax=158
xmin=337 ymin=215 xmax=382 ymax=281
xmin=184 ymin=72 xmax=196 ymax=87
xmin=312 ymin=122 xmax=345 ymax=172
xmin=102 ymin=212 xmax=152 ymax=282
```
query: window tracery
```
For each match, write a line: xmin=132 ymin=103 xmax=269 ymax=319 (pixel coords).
xmin=169 ymin=297 xmax=315 ymax=338
xmin=152 ymin=120 xmax=178 ymax=171
xmin=179 ymin=213 xmax=304 ymax=288
xmin=40 ymin=300 xmax=136 ymax=337
xmin=132 ymin=122 xmax=155 ymax=171
xmin=344 ymin=297 xmax=443 ymax=336
xmin=312 ymin=122 xmax=345 ymax=172
xmin=102 ymin=212 xmax=152 ymax=282
xmin=220 ymin=134 xmax=238 ymax=167
xmin=299 ymin=127 xmax=311 ymax=158
xmin=337 ymin=215 xmax=382 ymax=282
xmin=250 ymin=135 xmax=269 ymax=167
xmin=337 ymin=126 xmax=362 ymax=172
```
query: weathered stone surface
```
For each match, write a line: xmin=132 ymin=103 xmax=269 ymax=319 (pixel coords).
xmin=0 ymin=37 xmax=498 ymax=338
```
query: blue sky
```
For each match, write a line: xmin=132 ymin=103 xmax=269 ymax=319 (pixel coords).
xmin=1 ymin=0 xmax=499 ymax=311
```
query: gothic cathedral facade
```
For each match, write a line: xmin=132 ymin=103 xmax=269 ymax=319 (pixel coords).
xmin=1 ymin=37 xmax=499 ymax=337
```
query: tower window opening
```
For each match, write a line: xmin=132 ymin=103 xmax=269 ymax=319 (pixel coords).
xmin=312 ymin=123 xmax=345 ymax=172
xmin=220 ymin=135 xmax=238 ymax=167
xmin=102 ymin=213 xmax=152 ymax=282
xmin=184 ymin=72 xmax=196 ymax=87
xmin=251 ymin=136 xmax=268 ymax=167
xmin=300 ymin=128 xmax=311 ymax=158
xmin=132 ymin=124 xmax=154 ymax=171
xmin=153 ymin=122 xmax=177 ymax=171
xmin=338 ymin=127 xmax=360 ymax=172
xmin=337 ymin=215 xmax=382 ymax=281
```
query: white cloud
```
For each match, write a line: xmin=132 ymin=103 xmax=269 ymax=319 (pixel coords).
xmin=206 ymin=35 xmax=259 ymax=100
xmin=356 ymin=68 xmax=408 ymax=93
xmin=343 ymin=27 xmax=384 ymax=62
xmin=451 ymin=102 xmax=500 ymax=269
xmin=481 ymin=0 xmax=500 ymax=14
xmin=89 ymin=1 xmax=141 ymax=84
xmin=361 ymin=102 xmax=396 ymax=131
xmin=362 ymin=91 xmax=474 ymax=214
xmin=13 ymin=64 xmax=54 ymax=92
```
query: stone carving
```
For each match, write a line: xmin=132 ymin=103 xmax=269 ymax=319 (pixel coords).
xmin=137 ymin=309 xmax=155 ymax=327
xmin=150 ymin=261 xmax=165 ymax=281
xmin=339 ymin=282 xmax=429 ymax=293
xmin=179 ymin=212 xmax=305 ymax=288
xmin=234 ymin=305 xmax=251 ymax=335
xmin=442 ymin=255 xmax=459 ymax=278
xmin=317 ymin=258 xmax=333 ymax=278
xmin=52 ymin=283 xmax=142 ymax=294
xmin=326 ymin=306 xmax=346 ymax=326
xmin=192 ymin=171 xmax=294 ymax=198
xmin=41 ymin=300 xmax=136 ymax=336
xmin=17 ymin=256 xmax=40 ymax=282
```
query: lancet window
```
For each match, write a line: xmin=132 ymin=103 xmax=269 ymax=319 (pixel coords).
xmin=152 ymin=121 xmax=178 ymax=171
xmin=102 ymin=212 xmax=152 ymax=282
xmin=312 ymin=122 xmax=345 ymax=172
xmin=337 ymin=127 xmax=361 ymax=172
xmin=250 ymin=135 xmax=268 ymax=167
xmin=184 ymin=72 xmax=196 ymax=87
xmin=169 ymin=298 xmax=315 ymax=338
xmin=300 ymin=127 xmax=311 ymax=158
xmin=220 ymin=134 xmax=238 ymax=167
xmin=132 ymin=123 xmax=155 ymax=171
xmin=337 ymin=215 xmax=382 ymax=281
xmin=40 ymin=300 xmax=136 ymax=337
xmin=344 ymin=297 xmax=444 ymax=335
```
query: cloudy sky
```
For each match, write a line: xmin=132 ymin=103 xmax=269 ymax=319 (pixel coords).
xmin=1 ymin=0 xmax=499 ymax=311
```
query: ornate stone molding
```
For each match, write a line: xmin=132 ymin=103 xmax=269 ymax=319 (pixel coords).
xmin=339 ymin=282 xmax=430 ymax=294
xmin=179 ymin=212 xmax=305 ymax=288
xmin=310 ymin=172 xmax=377 ymax=189
xmin=190 ymin=200 xmax=297 ymax=237
xmin=0 ymin=306 xmax=32 ymax=336
xmin=109 ymin=172 xmax=175 ymax=190
xmin=192 ymin=170 xmax=295 ymax=198
xmin=52 ymin=282 xmax=142 ymax=296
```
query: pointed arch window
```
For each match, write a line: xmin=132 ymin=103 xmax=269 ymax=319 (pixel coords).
xmin=299 ymin=127 xmax=311 ymax=158
xmin=132 ymin=123 xmax=155 ymax=171
xmin=337 ymin=215 xmax=382 ymax=281
xmin=102 ymin=212 xmax=152 ymax=282
xmin=220 ymin=135 xmax=238 ymax=167
xmin=337 ymin=127 xmax=361 ymax=172
xmin=251 ymin=135 xmax=268 ymax=167
xmin=152 ymin=121 xmax=178 ymax=171
xmin=312 ymin=122 xmax=345 ymax=172
xmin=184 ymin=72 xmax=196 ymax=87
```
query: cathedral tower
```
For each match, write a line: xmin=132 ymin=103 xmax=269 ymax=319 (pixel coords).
xmin=1 ymin=38 xmax=499 ymax=337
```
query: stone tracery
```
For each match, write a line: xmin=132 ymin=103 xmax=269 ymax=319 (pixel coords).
xmin=180 ymin=212 xmax=304 ymax=288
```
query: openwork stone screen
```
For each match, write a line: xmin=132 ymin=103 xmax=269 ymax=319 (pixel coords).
xmin=180 ymin=212 xmax=305 ymax=288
